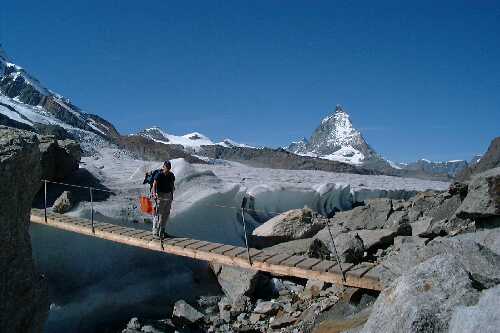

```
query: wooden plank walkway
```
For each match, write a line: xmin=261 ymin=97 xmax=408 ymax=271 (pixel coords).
xmin=30 ymin=209 xmax=383 ymax=291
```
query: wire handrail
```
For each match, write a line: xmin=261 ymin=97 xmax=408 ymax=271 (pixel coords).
xmin=40 ymin=179 xmax=345 ymax=268
xmin=40 ymin=179 xmax=316 ymax=217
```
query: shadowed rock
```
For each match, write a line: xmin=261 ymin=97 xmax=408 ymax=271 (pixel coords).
xmin=0 ymin=126 xmax=48 ymax=332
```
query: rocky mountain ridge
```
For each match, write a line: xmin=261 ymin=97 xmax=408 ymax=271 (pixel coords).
xmin=0 ymin=46 xmax=119 ymax=140
xmin=398 ymin=158 xmax=469 ymax=177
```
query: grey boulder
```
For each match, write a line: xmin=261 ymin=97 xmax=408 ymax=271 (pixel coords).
xmin=251 ymin=207 xmax=326 ymax=246
xmin=362 ymin=255 xmax=480 ymax=333
xmin=172 ymin=300 xmax=204 ymax=324
xmin=210 ymin=263 xmax=267 ymax=301
xmin=448 ymin=285 xmax=500 ymax=333
xmin=456 ymin=167 xmax=500 ymax=219
xmin=52 ymin=190 xmax=74 ymax=213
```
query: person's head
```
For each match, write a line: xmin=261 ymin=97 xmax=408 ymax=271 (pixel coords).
xmin=162 ymin=160 xmax=172 ymax=173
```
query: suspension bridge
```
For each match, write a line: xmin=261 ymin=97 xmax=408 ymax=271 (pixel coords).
xmin=31 ymin=180 xmax=384 ymax=291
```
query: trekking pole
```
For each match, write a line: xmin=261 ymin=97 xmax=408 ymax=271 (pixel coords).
xmin=241 ymin=197 xmax=252 ymax=266
xmin=44 ymin=180 xmax=48 ymax=223
xmin=89 ymin=187 xmax=95 ymax=234
xmin=326 ymin=220 xmax=346 ymax=283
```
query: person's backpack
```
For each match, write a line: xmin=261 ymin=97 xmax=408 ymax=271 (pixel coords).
xmin=143 ymin=169 xmax=161 ymax=190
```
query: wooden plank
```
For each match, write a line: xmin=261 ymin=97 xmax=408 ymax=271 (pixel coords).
xmin=281 ymin=255 xmax=307 ymax=267
xmin=94 ymin=224 xmax=116 ymax=231
xmin=129 ymin=230 xmax=152 ymax=239
xmin=311 ymin=260 xmax=336 ymax=272
xmin=197 ymin=243 xmax=224 ymax=252
xmin=104 ymin=225 xmax=125 ymax=233
xmin=265 ymin=253 xmax=294 ymax=265
xmin=116 ymin=228 xmax=139 ymax=236
xmin=251 ymin=252 xmax=275 ymax=263
xmin=345 ymin=263 xmax=373 ymax=278
xmin=126 ymin=229 xmax=149 ymax=237
xmin=211 ymin=245 xmax=236 ymax=254
xmin=186 ymin=241 xmax=210 ymax=250
xmin=140 ymin=234 xmax=156 ymax=242
xmin=236 ymin=248 xmax=262 ymax=259
xmin=296 ymin=258 xmax=321 ymax=270
xmin=107 ymin=226 xmax=128 ymax=234
xmin=329 ymin=263 xmax=355 ymax=274
xmin=175 ymin=239 xmax=201 ymax=248
xmin=223 ymin=247 xmax=248 ymax=258
xmin=164 ymin=238 xmax=189 ymax=245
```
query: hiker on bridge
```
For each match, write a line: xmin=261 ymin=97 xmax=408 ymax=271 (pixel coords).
xmin=152 ymin=160 xmax=175 ymax=238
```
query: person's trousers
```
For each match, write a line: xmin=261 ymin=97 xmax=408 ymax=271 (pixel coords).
xmin=154 ymin=192 xmax=173 ymax=235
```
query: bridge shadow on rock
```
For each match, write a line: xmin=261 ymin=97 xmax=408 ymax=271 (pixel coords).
xmin=32 ymin=168 xmax=113 ymax=209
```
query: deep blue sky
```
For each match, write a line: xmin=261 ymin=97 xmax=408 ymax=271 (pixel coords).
xmin=1 ymin=1 xmax=499 ymax=162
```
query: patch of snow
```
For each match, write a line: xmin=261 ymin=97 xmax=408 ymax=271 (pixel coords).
xmin=217 ymin=138 xmax=255 ymax=148
xmin=0 ymin=103 xmax=34 ymax=126
xmin=320 ymin=146 xmax=365 ymax=165
xmin=387 ymin=159 xmax=403 ymax=170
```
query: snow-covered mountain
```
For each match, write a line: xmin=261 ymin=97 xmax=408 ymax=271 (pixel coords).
xmin=397 ymin=159 xmax=469 ymax=177
xmin=0 ymin=45 xmax=119 ymax=141
xmin=137 ymin=126 xmax=253 ymax=151
xmin=286 ymin=105 xmax=379 ymax=165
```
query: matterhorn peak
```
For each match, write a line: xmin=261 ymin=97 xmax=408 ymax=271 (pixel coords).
xmin=287 ymin=105 xmax=378 ymax=165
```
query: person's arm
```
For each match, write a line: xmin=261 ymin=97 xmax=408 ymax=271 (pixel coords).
xmin=152 ymin=179 xmax=158 ymax=198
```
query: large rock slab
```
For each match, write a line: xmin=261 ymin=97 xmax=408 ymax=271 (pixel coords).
xmin=332 ymin=232 xmax=364 ymax=263
xmin=455 ymin=228 xmax=500 ymax=256
xmin=355 ymin=229 xmax=396 ymax=252
xmin=456 ymin=167 xmax=500 ymax=220
xmin=362 ymin=255 xmax=480 ymax=333
xmin=374 ymin=236 xmax=500 ymax=288
xmin=448 ymin=285 xmax=500 ymax=333
xmin=337 ymin=198 xmax=393 ymax=230
xmin=0 ymin=126 xmax=48 ymax=333
xmin=210 ymin=263 xmax=267 ymax=301
xmin=251 ymin=207 xmax=326 ymax=247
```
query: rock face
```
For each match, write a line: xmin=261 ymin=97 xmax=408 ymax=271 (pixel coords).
xmin=39 ymin=136 xmax=81 ymax=181
xmin=251 ymin=207 xmax=327 ymax=247
xmin=362 ymin=255 xmax=480 ymax=333
xmin=0 ymin=47 xmax=120 ymax=139
xmin=457 ymin=137 xmax=500 ymax=181
xmin=0 ymin=126 xmax=48 ymax=332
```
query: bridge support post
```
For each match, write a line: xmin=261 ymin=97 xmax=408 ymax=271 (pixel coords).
xmin=327 ymin=220 xmax=345 ymax=283
xmin=44 ymin=180 xmax=48 ymax=223
xmin=90 ymin=187 xmax=94 ymax=234
xmin=241 ymin=197 xmax=252 ymax=266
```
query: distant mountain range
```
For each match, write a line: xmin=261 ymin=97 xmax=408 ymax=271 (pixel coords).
xmin=0 ymin=45 xmax=488 ymax=180
xmin=137 ymin=126 xmax=255 ymax=152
